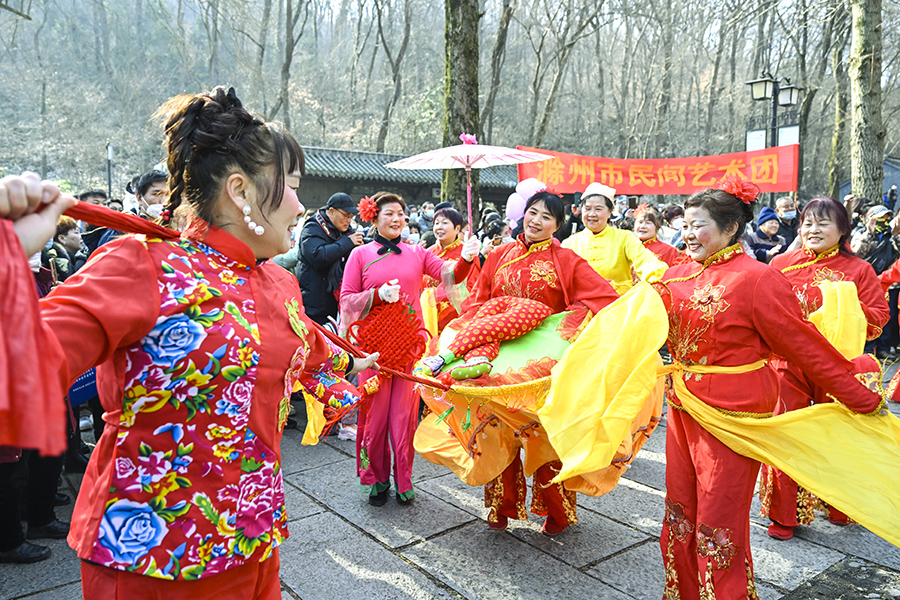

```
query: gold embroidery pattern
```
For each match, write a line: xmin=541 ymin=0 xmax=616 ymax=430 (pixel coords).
xmin=699 ymin=561 xmax=716 ymax=600
xmin=811 ymin=266 xmax=845 ymax=287
xmin=494 ymin=237 xmax=552 ymax=281
xmin=746 ymin=558 xmax=760 ymax=600
xmin=530 ymin=462 xmax=578 ymax=526
xmin=781 ymin=244 xmax=840 ymax=274
xmin=697 ymin=523 xmax=737 ymax=569
xmin=689 ymin=284 xmax=731 ymax=323
xmin=528 ymin=260 xmax=558 ymax=288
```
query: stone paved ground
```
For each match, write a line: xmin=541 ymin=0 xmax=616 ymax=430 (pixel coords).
xmin=3 ymin=368 xmax=899 ymax=600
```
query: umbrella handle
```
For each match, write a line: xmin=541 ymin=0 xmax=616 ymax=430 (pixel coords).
xmin=466 ymin=167 xmax=473 ymax=233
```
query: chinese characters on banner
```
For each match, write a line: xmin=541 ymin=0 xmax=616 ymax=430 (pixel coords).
xmin=516 ymin=145 xmax=799 ymax=195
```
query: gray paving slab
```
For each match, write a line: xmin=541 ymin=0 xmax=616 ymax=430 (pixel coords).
xmin=0 ymin=537 xmax=81 ymax=599
xmin=280 ymin=430 xmax=353 ymax=476
xmin=284 ymin=479 xmax=325 ymax=521
xmin=417 ymin=473 xmax=489 ymax=519
xmin=587 ymin=538 xmax=666 ymax=599
xmin=750 ymin=522 xmax=845 ymax=591
xmin=507 ymin=508 xmax=650 ymax=569
xmin=640 ymin=423 xmax=668 ymax=454
xmin=578 ymin=477 xmax=667 ymax=537
xmin=794 ymin=519 xmax=900 ymax=571
xmin=621 ymin=448 xmax=667 ymax=492
xmin=402 ymin=522 xmax=634 ymax=600
xmin=279 ymin=512 xmax=452 ymax=600
xmin=289 ymin=459 xmax=476 ymax=548
xmin=9 ymin=581 xmax=83 ymax=600
xmin=781 ymin=557 xmax=900 ymax=600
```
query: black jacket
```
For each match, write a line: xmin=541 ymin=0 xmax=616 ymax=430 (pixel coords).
xmin=296 ymin=209 xmax=357 ymax=322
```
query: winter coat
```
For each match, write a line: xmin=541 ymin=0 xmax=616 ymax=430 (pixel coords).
xmin=296 ymin=209 xmax=357 ymax=323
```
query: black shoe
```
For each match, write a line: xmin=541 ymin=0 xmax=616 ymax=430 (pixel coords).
xmin=397 ymin=493 xmax=414 ymax=505
xmin=26 ymin=519 xmax=70 ymax=540
xmin=64 ymin=452 xmax=89 ymax=474
xmin=368 ymin=488 xmax=388 ymax=507
xmin=285 ymin=417 xmax=298 ymax=430
xmin=0 ymin=542 xmax=51 ymax=564
xmin=53 ymin=493 xmax=71 ymax=507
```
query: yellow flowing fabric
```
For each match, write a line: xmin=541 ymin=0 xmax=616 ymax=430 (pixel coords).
xmin=420 ymin=287 xmax=440 ymax=338
xmin=301 ymin=389 xmax=327 ymax=445
xmin=539 ymin=282 xmax=669 ymax=483
xmin=670 ymin=281 xmax=900 ymax=547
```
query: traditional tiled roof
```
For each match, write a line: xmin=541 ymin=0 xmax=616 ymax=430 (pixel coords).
xmin=303 ymin=146 xmax=518 ymax=189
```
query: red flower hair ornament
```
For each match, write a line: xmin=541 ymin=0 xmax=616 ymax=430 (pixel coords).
xmin=634 ymin=203 xmax=649 ymax=217
xmin=715 ymin=174 xmax=760 ymax=205
xmin=357 ymin=195 xmax=378 ymax=223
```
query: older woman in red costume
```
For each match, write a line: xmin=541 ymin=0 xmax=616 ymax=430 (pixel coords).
xmin=758 ymin=197 xmax=889 ymax=540
xmin=655 ymin=180 xmax=882 ymax=600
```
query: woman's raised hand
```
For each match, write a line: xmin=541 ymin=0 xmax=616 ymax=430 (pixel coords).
xmin=461 ymin=231 xmax=481 ymax=262
xmin=1 ymin=172 xmax=76 ymax=256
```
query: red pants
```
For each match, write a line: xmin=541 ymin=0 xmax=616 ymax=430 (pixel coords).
xmin=81 ymin=549 xmax=280 ymax=600
xmin=484 ymin=455 xmax=577 ymax=529
xmin=448 ymin=297 xmax=552 ymax=361
xmin=661 ymin=407 xmax=760 ymax=600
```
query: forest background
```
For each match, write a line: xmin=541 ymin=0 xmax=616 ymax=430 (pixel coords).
xmin=0 ymin=0 xmax=897 ymax=202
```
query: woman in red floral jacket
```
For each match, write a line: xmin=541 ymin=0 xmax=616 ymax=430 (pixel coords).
xmin=0 ymin=87 xmax=376 ymax=599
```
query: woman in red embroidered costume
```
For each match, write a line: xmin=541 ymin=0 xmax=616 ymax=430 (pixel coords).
xmin=340 ymin=193 xmax=479 ymax=506
xmin=758 ymin=197 xmax=889 ymax=540
xmin=423 ymin=191 xmax=619 ymax=535
xmin=655 ymin=179 xmax=882 ymax=600
xmin=634 ymin=204 xmax=679 ymax=267
xmin=421 ymin=206 xmax=480 ymax=334
xmin=0 ymin=87 xmax=377 ymax=600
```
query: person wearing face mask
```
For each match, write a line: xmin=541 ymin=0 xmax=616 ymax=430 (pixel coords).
xmin=407 ymin=222 xmax=422 ymax=245
xmin=757 ymin=197 xmax=889 ymax=541
xmin=417 ymin=201 xmax=435 ymax=234
xmin=340 ymin=192 xmax=479 ymax=507
xmin=563 ymin=182 xmax=667 ymax=294
xmin=774 ymin=196 xmax=800 ymax=246
xmin=97 ymin=169 xmax=170 ymax=247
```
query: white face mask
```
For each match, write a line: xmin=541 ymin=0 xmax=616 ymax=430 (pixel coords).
xmin=671 ymin=217 xmax=685 ymax=231
xmin=144 ymin=203 xmax=165 ymax=220
xmin=28 ymin=251 xmax=42 ymax=273
xmin=408 ymin=233 xmax=420 ymax=244
xmin=401 ymin=226 xmax=410 ymax=240
xmin=424 ymin=210 xmax=434 ymax=219
xmin=501 ymin=236 xmax=514 ymax=245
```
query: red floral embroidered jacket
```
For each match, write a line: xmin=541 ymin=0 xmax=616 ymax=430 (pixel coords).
xmin=39 ymin=222 xmax=352 ymax=581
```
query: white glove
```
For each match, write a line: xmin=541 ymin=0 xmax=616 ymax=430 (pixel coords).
xmin=461 ymin=234 xmax=480 ymax=262
xmin=378 ymin=279 xmax=401 ymax=303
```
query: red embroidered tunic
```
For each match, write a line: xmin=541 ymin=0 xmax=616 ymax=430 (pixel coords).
xmin=770 ymin=245 xmax=888 ymax=340
xmin=643 ymin=237 xmax=680 ymax=267
xmin=462 ymin=235 xmax=618 ymax=316
xmin=40 ymin=222 xmax=350 ymax=581
xmin=656 ymin=245 xmax=881 ymax=414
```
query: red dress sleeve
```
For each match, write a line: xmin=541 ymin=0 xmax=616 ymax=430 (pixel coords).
xmin=751 ymin=268 xmax=881 ymax=412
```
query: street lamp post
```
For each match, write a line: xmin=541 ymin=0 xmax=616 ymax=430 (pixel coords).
xmin=744 ymin=72 xmax=803 ymax=204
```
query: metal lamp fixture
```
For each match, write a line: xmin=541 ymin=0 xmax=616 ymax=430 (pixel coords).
xmin=745 ymin=73 xmax=776 ymax=101
xmin=777 ymin=80 xmax=802 ymax=107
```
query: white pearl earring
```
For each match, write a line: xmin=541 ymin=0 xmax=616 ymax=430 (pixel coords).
xmin=242 ymin=205 xmax=265 ymax=235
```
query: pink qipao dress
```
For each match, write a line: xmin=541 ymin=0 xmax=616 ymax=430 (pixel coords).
xmin=33 ymin=220 xmax=356 ymax=586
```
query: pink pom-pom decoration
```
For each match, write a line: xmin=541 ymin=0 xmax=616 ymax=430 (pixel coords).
xmin=459 ymin=133 xmax=478 ymax=145
xmin=515 ymin=178 xmax=547 ymax=203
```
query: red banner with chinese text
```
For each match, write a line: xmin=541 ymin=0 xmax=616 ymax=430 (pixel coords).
xmin=516 ymin=145 xmax=799 ymax=195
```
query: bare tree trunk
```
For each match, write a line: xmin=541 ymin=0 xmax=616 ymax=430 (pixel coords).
xmin=255 ymin=0 xmax=274 ymax=112
xmin=827 ymin=2 xmax=850 ymax=199
xmin=480 ymin=0 xmax=515 ymax=144
xmin=275 ymin=0 xmax=311 ymax=129
xmin=703 ymin=10 xmax=727 ymax=153
xmin=92 ymin=0 xmax=110 ymax=73
xmin=849 ymin=0 xmax=885 ymax=200
xmin=374 ymin=0 xmax=412 ymax=152
xmin=443 ymin=0 xmax=480 ymax=218
xmin=652 ymin=0 xmax=673 ymax=157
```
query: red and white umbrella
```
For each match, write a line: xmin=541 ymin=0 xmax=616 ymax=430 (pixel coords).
xmin=384 ymin=134 xmax=553 ymax=230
